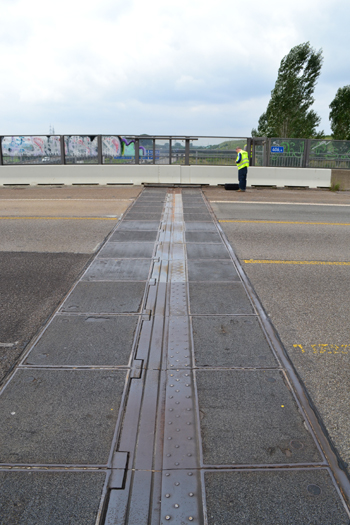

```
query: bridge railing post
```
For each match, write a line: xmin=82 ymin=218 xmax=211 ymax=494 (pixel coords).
xmin=303 ymin=139 xmax=311 ymax=168
xmin=60 ymin=136 xmax=65 ymax=165
xmin=185 ymin=138 xmax=190 ymax=165
xmin=135 ymin=138 xmax=139 ymax=164
xmin=97 ymin=135 xmax=103 ymax=164
xmin=0 ymin=137 xmax=3 ymax=165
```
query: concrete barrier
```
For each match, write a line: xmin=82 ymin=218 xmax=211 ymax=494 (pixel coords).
xmin=0 ymin=164 xmax=332 ymax=188
xmin=331 ymin=169 xmax=350 ymax=190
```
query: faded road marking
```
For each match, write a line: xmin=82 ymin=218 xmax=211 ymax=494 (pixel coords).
xmin=243 ymin=259 xmax=350 ymax=266
xmin=220 ymin=219 xmax=350 ymax=226
xmin=294 ymin=344 xmax=349 ymax=354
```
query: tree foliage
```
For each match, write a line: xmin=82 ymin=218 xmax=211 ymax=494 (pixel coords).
xmin=252 ymin=42 xmax=324 ymax=138
xmin=329 ymin=86 xmax=350 ymax=140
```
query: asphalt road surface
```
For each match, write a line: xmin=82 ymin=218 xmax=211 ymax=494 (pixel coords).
xmin=0 ymin=184 xmax=349 ymax=524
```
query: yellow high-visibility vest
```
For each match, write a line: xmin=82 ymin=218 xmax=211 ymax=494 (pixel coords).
xmin=236 ymin=150 xmax=249 ymax=170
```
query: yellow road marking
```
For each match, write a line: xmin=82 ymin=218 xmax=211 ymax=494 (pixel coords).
xmin=219 ymin=219 xmax=350 ymax=226
xmin=0 ymin=216 xmax=119 ymax=221
xmin=0 ymin=199 xmax=134 ymax=201
xmin=244 ymin=259 xmax=350 ymax=266
xmin=294 ymin=344 xmax=348 ymax=355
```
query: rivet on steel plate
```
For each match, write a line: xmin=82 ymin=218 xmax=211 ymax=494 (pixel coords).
xmin=185 ymin=374 xmax=189 ymax=377
xmin=188 ymin=472 xmax=193 ymax=476
xmin=174 ymin=504 xmax=179 ymax=508
xmin=168 ymin=422 xmax=172 ymax=425
xmin=170 ymin=385 xmax=174 ymax=387
xmin=176 ymin=415 xmax=180 ymax=418
xmin=187 ymin=422 xmax=192 ymax=425
xmin=188 ymin=437 xmax=192 ymax=440
xmin=186 ymin=396 xmax=191 ymax=399
xmin=175 ymin=390 xmax=180 ymax=392
xmin=185 ymin=384 xmax=190 ymax=387
xmin=169 ymin=396 xmax=173 ymax=399
xmin=176 ymin=401 xmax=180 ymax=405
xmin=169 ymin=408 xmax=173 ymax=412
xmin=187 ymin=454 xmax=192 ymax=457
xmin=175 ymin=445 xmax=180 ymax=448
xmin=165 ymin=516 xmax=171 ymax=521
xmin=168 ymin=437 xmax=172 ymax=440
xmin=176 ymin=429 xmax=180 ymax=432
xmin=166 ymin=473 xmax=170 ymax=477
xmin=186 ymin=408 xmax=191 ymax=411
xmin=165 ymin=494 xmax=171 ymax=498
xmin=170 ymin=374 xmax=174 ymax=377
xmin=175 ymin=482 xmax=180 ymax=486
xmin=171 ymin=364 xmax=174 ymax=367
xmin=175 ymin=462 xmax=179 ymax=466
xmin=167 ymin=454 xmax=171 ymax=457
xmin=188 ymin=517 xmax=194 ymax=521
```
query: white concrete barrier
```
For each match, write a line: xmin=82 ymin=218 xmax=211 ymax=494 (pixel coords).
xmin=0 ymin=164 xmax=332 ymax=188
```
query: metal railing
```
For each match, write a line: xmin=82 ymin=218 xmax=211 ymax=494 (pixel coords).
xmin=253 ymin=138 xmax=350 ymax=170
xmin=1 ymin=135 xmax=350 ymax=169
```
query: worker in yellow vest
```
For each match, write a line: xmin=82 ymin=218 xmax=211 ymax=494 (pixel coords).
xmin=235 ymin=147 xmax=249 ymax=192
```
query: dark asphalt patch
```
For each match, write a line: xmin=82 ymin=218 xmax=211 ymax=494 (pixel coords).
xmin=187 ymin=260 xmax=239 ymax=282
xmin=124 ymin=213 xmax=163 ymax=220
xmin=25 ymin=315 xmax=138 ymax=366
xmin=0 ymin=252 xmax=91 ymax=384
xmin=186 ymin=243 xmax=230 ymax=259
xmin=185 ymin=232 xmax=222 ymax=243
xmin=184 ymin=214 xmax=213 ymax=221
xmin=61 ymin=281 xmax=146 ymax=313
xmin=196 ymin=369 xmax=322 ymax=465
xmin=192 ymin=316 xmax=277 ymax=368
xmin=109 ymin=230 xmax=158 ymax=242
xmin=185 ymin=222 xmax=217 ymax=232
xmin=189 ymin=283 xmax=254 ymax=314
xmin=117 ymin=221 xmax=160 ymax=231
xmin=82 ymin=259 xmax=152 ymax=281
xmin=98 ymin=242 xmax=155 ymax=259
xmin=0 ymin=471 xmax=106 ymax=525
xmin=0 ymin=369 xmax=127 ymax=464
xmin=205 ymin=469 xmax=349 ymax=525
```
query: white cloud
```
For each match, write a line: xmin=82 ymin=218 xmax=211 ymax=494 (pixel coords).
xmin=1 ymin=0 xmax=349 ymax=136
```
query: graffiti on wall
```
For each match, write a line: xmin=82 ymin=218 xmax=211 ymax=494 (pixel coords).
xmin=1 ymin=135 xmax=148 ymax=159
xmin=102 ymin=136 xmax=146 ymax=158
xmin=64 ymin=136 xmax=98 ymax=157
xmin=2 ymin=136 xmax=61 ymax=157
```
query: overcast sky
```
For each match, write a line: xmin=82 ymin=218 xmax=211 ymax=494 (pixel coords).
xmin=1 ymin=0 xmax=349 ymax=137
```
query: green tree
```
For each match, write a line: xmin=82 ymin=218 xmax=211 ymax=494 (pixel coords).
xmin=252 ymin=42 xmax=324 ymax=138
xmin=329 ymin=86 xmax=350 ymax=140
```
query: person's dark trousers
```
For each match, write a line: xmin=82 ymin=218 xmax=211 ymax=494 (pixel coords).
xmin=238 ymin=167 xmax=247 ymax=190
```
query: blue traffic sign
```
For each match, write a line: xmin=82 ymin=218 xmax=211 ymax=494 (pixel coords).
xmin=271 ymin=146 xmax=284 ymax=153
